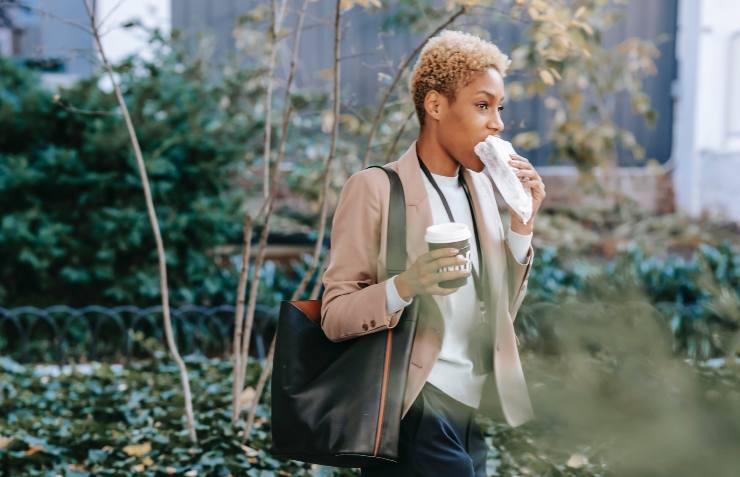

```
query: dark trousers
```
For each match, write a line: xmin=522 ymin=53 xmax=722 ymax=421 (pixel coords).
xmin=360 ymin=381 xmax=488 ymax=477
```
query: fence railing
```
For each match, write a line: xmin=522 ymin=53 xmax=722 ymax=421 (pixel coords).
xmin=0 ymin=304 xmax=275 ymax=363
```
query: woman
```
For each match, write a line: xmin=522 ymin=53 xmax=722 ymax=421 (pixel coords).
xmin=320 ymin=30 xmax=546 ymax=476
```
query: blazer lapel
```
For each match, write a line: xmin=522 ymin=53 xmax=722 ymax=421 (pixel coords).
xmin=395 ymin=141 xmax=433 ymax=269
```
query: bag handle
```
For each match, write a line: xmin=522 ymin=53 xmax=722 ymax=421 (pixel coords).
xmin=364 ymin=165 xmax=407 ymax=277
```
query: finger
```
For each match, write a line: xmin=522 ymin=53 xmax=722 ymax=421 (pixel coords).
xmin=432 ymin=255 xmax=470 ymax=271
xmin=523 ymin=180 xmax=545 ymax=190
xmin=509 ymin=159 xmax=533 ymax=170
xmin=515 ymin=169 xmax=538 ymax=179
xmin=421 ymin=249 xmax=462 ymax=272
xmin=425 ymin=247 xmax=461 ymax=262
xmin=510 ymin=154 xmax=530 ymax=163
xmin=431 ymin=269 xmax=471 ymax=283
xmin=422 ymin=258 xmax=462 ymax=280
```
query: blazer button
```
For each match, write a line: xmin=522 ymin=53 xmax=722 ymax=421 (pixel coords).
xmin=362 ymin=323 xmax=369 ymax=331
xmin=496 ymin=344 xmax=500 ymax=352
xmin=370 ymin=320 xmax=376 ymax=327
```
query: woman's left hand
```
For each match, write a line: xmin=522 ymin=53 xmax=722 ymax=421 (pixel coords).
xmin=507 ymin=154 xmax=546 ymax=234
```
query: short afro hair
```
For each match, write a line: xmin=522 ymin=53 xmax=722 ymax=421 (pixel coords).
xmin=409 ymin=29 xmax=510 ymax=126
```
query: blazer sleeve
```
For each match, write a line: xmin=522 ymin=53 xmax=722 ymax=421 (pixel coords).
xmin=505 ymin=241 xmax=534 ymax=321
xmin=320 ymin=169 xmax=405 ymax=342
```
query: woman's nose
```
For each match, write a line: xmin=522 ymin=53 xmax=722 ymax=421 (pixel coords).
xmin=487 ymin=112 xmax=504 ymax=134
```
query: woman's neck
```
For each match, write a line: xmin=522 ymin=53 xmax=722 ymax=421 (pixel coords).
xmin=416 ymin=130 xmax=460 ymax=177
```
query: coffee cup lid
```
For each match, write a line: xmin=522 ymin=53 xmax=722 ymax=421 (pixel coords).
xmin=425 ymin=223 xmax=471 ymax=243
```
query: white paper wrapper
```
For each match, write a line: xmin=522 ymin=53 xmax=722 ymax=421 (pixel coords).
xmin=474 ymin=135 xmax=533 ymax=224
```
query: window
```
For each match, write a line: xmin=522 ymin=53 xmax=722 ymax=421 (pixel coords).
xmin=727 ymin=32 xmax=740 ymax=139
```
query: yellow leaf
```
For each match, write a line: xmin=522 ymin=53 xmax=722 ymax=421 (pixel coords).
xmin=507 ymin=81 xmax=526 ymax=100
xmin=239 ymin=386 xmax=256 ymax=408
xmin=544 ymin=96 xmax=559 ymax=109
xmin=241 ymin=444 xmax=259 ymax=457
xmin=513 ymin=131 xmax=541 ymax=149
xmin=321 ymin=111 xmax=335 ymax=134
xmin=340 ymin=114 xmax=360 ymax=133
xmin=123 ymin=442 xmax=151 ymax=457
xmin=26 ymin=444 xmax=44 ymax=456
xmin=340 ymin=0 xmax=381 ymax=10
xmin=574 ymin=20 xmax=594 ymax=36
xmin=0 ymin=436 xmax=11 ymax=449
xmin=377 ymin=72 xmax=391 ymax=84
xmin=448 ymin=0 xmax=485 ymax=6
xmin=567 ymin=453 xmax=589 ymax=468
xmin=538 ymin=69 xmax=555 ymax=86
xmin=566 ymin=93 xmax=583 ymax=112
xmin=574 ymin=6 xmax=586 ymax=19
xmin=318 ymin=68 xmax=334 ymax=81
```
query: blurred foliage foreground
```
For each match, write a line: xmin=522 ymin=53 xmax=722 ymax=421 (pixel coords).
xmin=1 ymin=334 xmax=738 ymax=477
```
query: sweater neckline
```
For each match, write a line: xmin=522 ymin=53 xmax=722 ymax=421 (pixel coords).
xmin=428 ymin=170 xmax=460 ymax=188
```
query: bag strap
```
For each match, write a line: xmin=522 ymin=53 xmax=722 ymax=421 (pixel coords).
xmin=364 ymin=165 xmax=407 ymax=277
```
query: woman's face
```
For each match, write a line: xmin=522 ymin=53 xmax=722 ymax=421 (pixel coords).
xmin=435 ymin=68 xmax=506 ymax=172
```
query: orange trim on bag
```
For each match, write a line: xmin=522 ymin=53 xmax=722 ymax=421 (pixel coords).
xmin=373 ymin=329 xmax=393 ymax=456
xmin=289 ymin=300 xmax=322 ymax=323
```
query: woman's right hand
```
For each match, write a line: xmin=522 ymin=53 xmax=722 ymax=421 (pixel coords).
xmin=395 ymin=248 xmax=470 ymax=299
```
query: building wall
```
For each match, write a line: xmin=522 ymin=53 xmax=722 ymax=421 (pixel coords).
xmin=673 ymin=0 xmax=740 ymax=221
xmin=9 ymin=0 xmax=93 ymax=77
xmin=170 ymin=0 xmax=678 ymax=167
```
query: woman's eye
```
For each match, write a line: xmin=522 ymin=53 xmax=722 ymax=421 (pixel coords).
xmin=477 ymin=103 xmax=488 ymax=110
xmin=498 ymin=105 xmax=505 ymax=112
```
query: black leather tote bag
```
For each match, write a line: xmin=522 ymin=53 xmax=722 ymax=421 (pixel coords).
xmin=269 ymin=165 xmax=419 ymax=468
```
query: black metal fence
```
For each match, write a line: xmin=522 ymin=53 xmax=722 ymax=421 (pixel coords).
xmin=0 ymin=304 xmax=276 ymax=363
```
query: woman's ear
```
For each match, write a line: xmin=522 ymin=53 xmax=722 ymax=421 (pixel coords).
xmin=423 ymin=90 xmax=444 ymax=122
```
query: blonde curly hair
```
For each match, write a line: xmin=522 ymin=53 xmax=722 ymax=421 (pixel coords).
xmin=409 ymin=29 xmax=510 ymax=126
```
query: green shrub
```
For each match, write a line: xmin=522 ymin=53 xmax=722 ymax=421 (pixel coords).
xmin=0 ymin=40 xmax=261 ymax=307
xmin=517 ymin=242 xmax=740 ymax=360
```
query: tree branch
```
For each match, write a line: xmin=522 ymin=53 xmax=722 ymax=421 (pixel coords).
xmin=242 ymin=0 xmax=342 ymax=442
xmin=361 ymin=5 xmax=465 ymax=168
xmin=230 ymin=0 xmax=291 ymax=427
xmin=309 ymin=254 xmax=329 ymax=300
xmin=82 ymin=0 xmax=197 ymax=443
xmin=261 ymin=0 xmax=290 ymax=200
xmin=231 ymin=0 xmax=308 ymax=436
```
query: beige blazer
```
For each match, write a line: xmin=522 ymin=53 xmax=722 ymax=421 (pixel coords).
xmin=320 ymin=141 xmax=535 ymax=427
